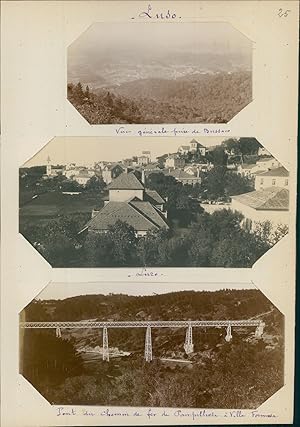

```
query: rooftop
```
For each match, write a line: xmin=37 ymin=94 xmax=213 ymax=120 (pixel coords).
xmin=257 ymin=157 xmax=275 ymax=163
xmin=107 ymin=172 xmax=144 ymax=190
xmin=85 ymin=201 xmax=168 ymax=232
xmin=232 ymin=187 xmax=289 ymax=211
xmin=145 ymin=189 xmax=165 ymax=205
xmin=190 ymin=139 xmax=206 ymax=148
xmin=258 ymin=166 xmax=289 ymax=177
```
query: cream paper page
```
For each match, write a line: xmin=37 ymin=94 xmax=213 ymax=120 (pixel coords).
xmin=1 ymin=1 xmax=298 ymax=426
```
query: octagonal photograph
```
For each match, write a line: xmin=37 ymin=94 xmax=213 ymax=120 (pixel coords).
xmin=19 ymin=136 xmax=289 ymax=268
xmin=67 ymin=22 xmax=252 ymax=124
xmin=19 ymin=281 xmax=284 ymax=409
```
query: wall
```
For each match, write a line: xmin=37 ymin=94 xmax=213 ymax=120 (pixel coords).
xmin=109 ymin=189 xmax=144 ymax=202
xmin=231 ymin=199 xmax=289 ymax=228
xmin=255 ymin=175 xmax=289 ymax=190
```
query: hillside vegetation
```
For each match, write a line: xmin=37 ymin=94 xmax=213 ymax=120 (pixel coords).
xmin=67 ymin=71 xmax=252 ymax=124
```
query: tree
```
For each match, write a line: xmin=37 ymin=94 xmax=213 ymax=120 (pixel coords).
xmin=224 ymin=171 xmax=254 ymax=196
xmin=210 ymin=230 xmax=269 ymax=267
xmin=85 ymin=176 xmax=105 ymax=193
xmin=222 ymin=138 xmax=241 ymax=155
xmin=107 ymin=221 xmax=138 ymax=265
xmin=208 ymin=146 xmax=228 ymax=166
xmin=203 ymin=167 xmax=226 ymax=199
xmin=73 ymin=82 xmax=84 ymax=102
xmin=21 ymin=330 xmax=83 ymax=400
xmin=238 ymin=137 xmax=262 ymax=156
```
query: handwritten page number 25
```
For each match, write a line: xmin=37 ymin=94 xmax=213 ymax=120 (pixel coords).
xmin=278 ymin=8 xmax=291 ymax=18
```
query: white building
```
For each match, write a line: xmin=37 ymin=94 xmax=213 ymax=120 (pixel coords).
xmin=165 ymin=154 xmax=185 ymax=169
xmin=255 ymin=166 xmax=289 ymax=191
xmin=73 ymin=173 xmax=91 ymax=186
xmin=137 ymin=155 xmax=150 ymax=166
xmin=231 ymin=187 xmax=289 ymax=230
xmin=177 ymin=139 xmax=206 ymax=156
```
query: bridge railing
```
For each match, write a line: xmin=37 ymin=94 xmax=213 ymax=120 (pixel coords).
xmin=19 ymin=319 xmax=264 ymax=329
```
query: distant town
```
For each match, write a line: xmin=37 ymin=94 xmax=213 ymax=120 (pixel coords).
xmin=19 ymin=137 xmax=289 ymax=268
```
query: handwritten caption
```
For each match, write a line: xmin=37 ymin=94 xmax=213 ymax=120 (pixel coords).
xmin=56 ymin=407 xmax=277 ymax=421
xmin=115 ymin=126 xmax=231 ymax=137
xmin=132 ymin=4 xmax=181 ymax=20
xmin=127 ymin=268 xmax=163 ymax=278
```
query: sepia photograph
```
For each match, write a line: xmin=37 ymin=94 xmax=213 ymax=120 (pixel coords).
xmin=19 ymin=281 xmax=284 ymax=409
xmin=19 ymin=136 xmax=289 ymax=268
xmin=67 ymin=22 xmax=252 ymax=124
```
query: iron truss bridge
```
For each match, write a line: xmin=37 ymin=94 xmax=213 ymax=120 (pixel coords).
xmin=20 ymin=319 xmax=265 ymax=362
xmin=19 ymin=320 xmax=264 ymax=329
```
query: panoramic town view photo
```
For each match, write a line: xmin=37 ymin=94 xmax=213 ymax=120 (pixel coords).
xmin=19 ymin=282 xmax=284 ymax=408
xmin=19 ymin=136 xmax=289 ymax=268
xmin=67 ymin=22 xmax=252 ymax=124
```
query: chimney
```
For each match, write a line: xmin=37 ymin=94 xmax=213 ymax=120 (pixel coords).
xmin=141 ymin=169 xmax=145 ymax=184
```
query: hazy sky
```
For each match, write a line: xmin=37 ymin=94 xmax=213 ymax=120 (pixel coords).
xmin=24 ymin=136 xmax=226 ymax=167
xmin=69 ymin=22 xmax=252 ymax=58
xmin=37 ymin=281 xmax=254 ymax=301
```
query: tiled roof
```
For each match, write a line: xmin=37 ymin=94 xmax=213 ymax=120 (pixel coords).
xmin=85 ymin=201 xmax=168 ymax=232
xmin=257 ymin=157 xmax=274 ymax=163
xmin=179 ymin=145 xmax=190 ymax=150
xmin=107 ymin=172 xmax=144 ymax=190
xmin=258 ymin=166 xmax=289 ymax=177
xmin=130 ymin=201 xmax=169 ymax=229
xmin=232 ymin=187 xmax=289 ymax=211
xmin=144 ymin=189 xmax=165 ymax=205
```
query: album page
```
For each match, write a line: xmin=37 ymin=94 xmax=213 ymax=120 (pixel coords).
xmin=1 ymin=1 xmax=298 ymax=426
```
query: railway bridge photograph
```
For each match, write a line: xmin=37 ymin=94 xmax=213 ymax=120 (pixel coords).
xmin=19 ymin=281 xmax=284 ymax=409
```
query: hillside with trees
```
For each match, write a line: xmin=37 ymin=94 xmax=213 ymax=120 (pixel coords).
xmin=20 ymin=290 xmax=284 ymax=408
xmin=67 ymin=71 xmax=251 ymax=124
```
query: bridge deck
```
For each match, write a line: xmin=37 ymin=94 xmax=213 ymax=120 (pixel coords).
xmin=19 ymin=320 xmax=264 ymax=329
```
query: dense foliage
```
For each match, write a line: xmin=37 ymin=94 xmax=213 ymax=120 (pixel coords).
xmin=20 ymin=208 xmax=286 ymax=268
xmin=67 ymin=71 xmax=252 ymax=124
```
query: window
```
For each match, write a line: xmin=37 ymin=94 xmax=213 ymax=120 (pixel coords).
xmin=272 ymin=179 xmax=276 ymax=186
xmin=285 ymin=179 xmax=289 ymax=186
xmin=260 ymin=178 xmax=264 ymax=184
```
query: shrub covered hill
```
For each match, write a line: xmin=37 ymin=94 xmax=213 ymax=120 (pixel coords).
xmin=67 ymin=71 xmax=252 ymax=124
xmin=21 ymin=290 xmax=284 ymax=408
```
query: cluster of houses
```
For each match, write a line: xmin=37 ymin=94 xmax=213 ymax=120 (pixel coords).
xmin=44 ymin=139 xmax=211 ymax=187
xmin=43 ymin=139 xmax=289 ymax=235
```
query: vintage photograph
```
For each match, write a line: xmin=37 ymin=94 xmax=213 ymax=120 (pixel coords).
xmin=67 ymin=22 xmax=252 ymax=124
xmin=19 ymin=136 xmax=289 ymax=268
xmin=19 ymin=281 xmax=284 ymax=408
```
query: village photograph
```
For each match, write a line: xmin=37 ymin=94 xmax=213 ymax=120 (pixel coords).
xmin=19 ymin=136 xmax=289 ymax=268
xmin=67 ymin=22 xmax=252 ymax=124
xmin=19 ymin=281 xmax=284 ymax=408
